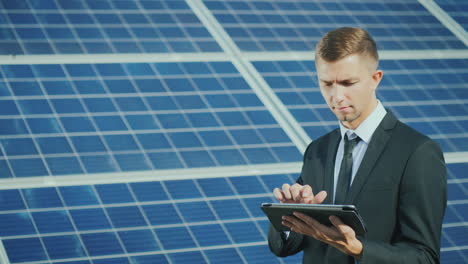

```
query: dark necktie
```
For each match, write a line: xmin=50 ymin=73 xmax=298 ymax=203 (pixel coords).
xmin=335 ymin=134 xmax=361 ymax=204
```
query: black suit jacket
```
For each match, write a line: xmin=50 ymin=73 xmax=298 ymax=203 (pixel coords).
xmin=268 ymin=112 xmax=447 ymax=263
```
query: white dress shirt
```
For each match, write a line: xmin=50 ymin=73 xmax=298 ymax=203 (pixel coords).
xmin=333 ymin=101 xmax=387 ymax=203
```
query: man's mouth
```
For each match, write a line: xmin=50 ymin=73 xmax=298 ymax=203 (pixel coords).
xmin=337 ymin=106 xmax=351 ymax=111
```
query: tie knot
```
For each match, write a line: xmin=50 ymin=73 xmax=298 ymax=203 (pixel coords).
xmin=344 ymin=134 xmax=360 ymax=154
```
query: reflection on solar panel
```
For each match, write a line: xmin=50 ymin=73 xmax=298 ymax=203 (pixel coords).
xmin=204 ymin=0 xmax=466 ymax=51
xmin=0 ymin=0 xmax=221 ymax=54
xmin=0 ymin=61 xmax=302 ymax=177
xmin=0 ymin=0 xmax=467 ymax=263
xmin=252 ymin=58 xmax=468 ymax=152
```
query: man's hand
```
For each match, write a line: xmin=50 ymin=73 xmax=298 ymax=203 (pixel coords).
xmin=282 ymin=212 xmax=363 ymax=259
xmin=273 ymin=183 xmax=327 ymax=204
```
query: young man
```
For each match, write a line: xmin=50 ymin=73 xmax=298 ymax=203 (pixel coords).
xmin=268 ymin=27 xmax=447 ymax=263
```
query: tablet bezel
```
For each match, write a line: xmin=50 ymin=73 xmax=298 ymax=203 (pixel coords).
xmin=261 ymin=203 xmax=367 ymax=237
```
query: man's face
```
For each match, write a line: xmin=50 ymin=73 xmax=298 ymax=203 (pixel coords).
xmin=315 ymin=53 xmax=383 ymax=129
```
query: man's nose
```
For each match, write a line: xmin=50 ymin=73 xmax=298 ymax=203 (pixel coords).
xmin=333 ymin=84 xmax=346 ymax=102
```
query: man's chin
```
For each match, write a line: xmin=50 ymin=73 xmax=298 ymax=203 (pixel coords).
xmin=337 ymin=114 xmax=359 ymax=123
xmin=335 ymin=114 xmax=349 ymax=122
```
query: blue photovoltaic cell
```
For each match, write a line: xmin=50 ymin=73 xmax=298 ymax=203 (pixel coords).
xmin=0 ymin=61 xmax=301 ymax=178
xmin=230 ymin=176 xmax=266 ymax=195
xmin=0 ymin=212 xmax=36 ymax=236
xmin=32 ymin=211 xmax=74 ymax=233
xmin=71 ymin=208 xmax=112 ymax=231
xmin=190 ymin=224 xmax=231 ymax=246
xmin=252 ymin=58 xmax=468 ymax=152
xmin=94 ymin=258 xmax=130 ymax=264
xmin=0 ymin=190 xmax=25 ymax=211
xmin=143 ymin=204 xmax=182 ymax=226
xmin=205 ymin=248 xmax=244 ymax=264
xmin=155 ymin=226 xmax=197 ymax=250
xmin=198 ymin=177 xmax=235 ymax=197
xmin=81 ymin=232 xmax=124 ymax=256
xmin=211 ymin=199 xmax=250 ymax=219
xmin=59 ymin=186 xmax=99 ymax=206
xmin=164 ymin=179 xmax=202 ymax=199
xmin=441 ymin=249 xmax=468 ymax=264
xmin=43 ymin=235 xmax=86 ymax=259
xmin=130 ymin=181 xmax=168 ymax=202
xmin=22 ymin=187 xmax=63 ymax=208
xmin=170 ymin=251 xmax=205 ymax=264
xmin=0 ymin=1 xmax=221 ymax=55
xmin=204 ymin=0 xmax=465 ymax=51
xmin=178 ymin=201 xmax=216 ymax=222
xmin=95 ymin=184 xmax=134 ymax=204
xmin=131 ymin=254 xmax=168 ymax=264
xmin=2 ymin=238 xmax=47 ymax=262
xmin=119 ymin=229 xmax=160 ymax=253
xmin=106 ymin=206 xmax=147 ymax=228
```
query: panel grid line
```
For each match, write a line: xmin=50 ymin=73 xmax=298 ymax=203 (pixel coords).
xmin=418 ymin=0 xmax=468 ymax=46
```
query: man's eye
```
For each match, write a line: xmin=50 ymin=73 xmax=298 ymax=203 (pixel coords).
xmin=343 ymin=82 xmax=356 ymax=87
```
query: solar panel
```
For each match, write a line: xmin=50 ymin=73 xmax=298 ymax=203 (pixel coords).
xmin=0 ymin=0 xmax=467 ymax=263
xmin=204 ymin=0 xmax=466 ymax=51
xmin=0 ymin=61 xmax=303 ymax=177
xmin=0 ymin=163 xmax=466 ymax=263
xmin=0 ymin=0 xmax=222 ymax=55
xmin=435 ymin=0 xmax=468 ymax=31
xmin=252 ymin=58 xmax=468 ymax=152
xmin=443 ymin=162 xmax=468 ymax=263
xmin=0 ymin=173 xmax=305 ymax=263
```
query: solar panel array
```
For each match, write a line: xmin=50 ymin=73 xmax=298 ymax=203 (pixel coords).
xmin=0 ymin=165 xmax=467 ymax=263
xmin=0 ymin=173 xmax=302 ymax=264
xmin=0 ymin=0 xmax=467 ymax=263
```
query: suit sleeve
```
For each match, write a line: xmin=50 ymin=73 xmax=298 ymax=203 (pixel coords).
xmin=268 ymin=224 xmax=305 ymax=257
xmin=360 ymin=140 xmax=447 ymax=264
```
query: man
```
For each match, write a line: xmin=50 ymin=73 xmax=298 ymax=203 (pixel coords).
xmin=268 ymin=27 xmax=447 ymax=263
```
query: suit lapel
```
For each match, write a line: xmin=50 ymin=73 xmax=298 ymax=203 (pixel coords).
xmin=346 ymin=112 xmax=398 ymax=203
xmin=323 ymin=129 xmax=340 ymax=204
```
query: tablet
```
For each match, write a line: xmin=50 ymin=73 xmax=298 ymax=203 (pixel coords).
xmin=261 ymin=203 xmax=367 ymax=237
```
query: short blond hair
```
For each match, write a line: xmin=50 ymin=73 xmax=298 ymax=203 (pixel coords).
xmin=315 ymin=27 xmax=378 ymax=65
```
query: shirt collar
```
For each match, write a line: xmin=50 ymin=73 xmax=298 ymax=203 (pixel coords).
xmin=339 ymin=100 xmax=387 ymax=144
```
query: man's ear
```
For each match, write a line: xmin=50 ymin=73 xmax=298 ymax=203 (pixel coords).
xmin=371 ymin=70 xmax=383 ymax=90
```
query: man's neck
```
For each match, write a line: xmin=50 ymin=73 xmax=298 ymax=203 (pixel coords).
xmin=342 ymin=99 xmax=378 ymax=130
